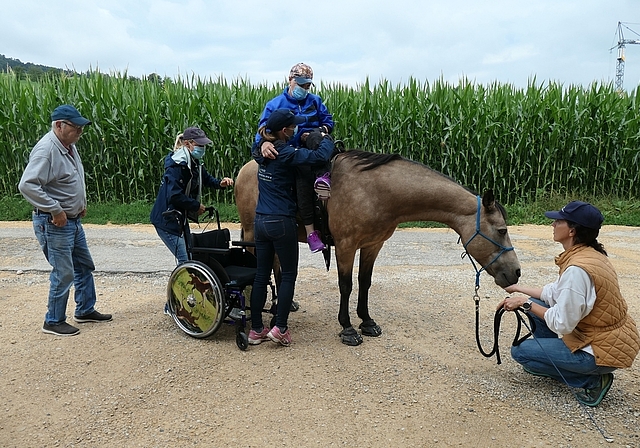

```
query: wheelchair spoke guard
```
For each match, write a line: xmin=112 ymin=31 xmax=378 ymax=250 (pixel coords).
xmin=167 ymin=260 xmax=226 ymax=338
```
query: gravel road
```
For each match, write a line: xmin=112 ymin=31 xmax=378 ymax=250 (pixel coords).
xmin=1 ymin=222 xmax=639 ymax=447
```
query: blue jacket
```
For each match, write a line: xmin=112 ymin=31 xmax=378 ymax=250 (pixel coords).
xmin=252 ymin=136 xmax=335 ymax=217
xmin=150 ymin=148 xmax=226 ymax=235
xmin=255 ymin=89 xmax=334 ymax=148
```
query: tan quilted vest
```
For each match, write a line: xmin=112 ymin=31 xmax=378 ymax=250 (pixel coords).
xmin=557 ymin=244 xmax=640 ymax=368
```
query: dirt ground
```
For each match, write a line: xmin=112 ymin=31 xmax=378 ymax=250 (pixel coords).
xmin=1 ymin=222 xmax=639 ymax=447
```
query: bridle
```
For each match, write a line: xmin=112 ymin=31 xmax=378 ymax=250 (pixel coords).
xmin=461 ymin=195 xmax=514 ymax=290
xmin=459 ymin=196 xmax=531 ymax=364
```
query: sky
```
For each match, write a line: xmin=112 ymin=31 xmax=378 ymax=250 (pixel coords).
xmin=3 ymin=0 xmax=640 ymax=91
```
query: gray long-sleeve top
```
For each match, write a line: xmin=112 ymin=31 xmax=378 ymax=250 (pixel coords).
xmin=18 ymin=130 xmax=87 ymax=217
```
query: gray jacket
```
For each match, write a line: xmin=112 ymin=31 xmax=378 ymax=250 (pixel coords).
xmin=18 ymin=130 xmax=87 ymax=217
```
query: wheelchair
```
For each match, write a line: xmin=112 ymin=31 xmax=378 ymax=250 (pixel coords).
xmin=164 ymin=207 xmax=276 ymax=350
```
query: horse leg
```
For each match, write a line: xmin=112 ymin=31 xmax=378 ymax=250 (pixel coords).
xmin=356 ymin=244 xmax=384 ymax=338
xmin=336 ymin=247 xmax=362 ymax=346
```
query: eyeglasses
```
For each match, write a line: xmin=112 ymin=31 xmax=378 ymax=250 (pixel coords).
xmin=62 ymin=121 xmax=84 ymax=132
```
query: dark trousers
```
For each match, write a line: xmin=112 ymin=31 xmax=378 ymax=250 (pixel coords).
xmin=250 ymin=214 xmax=299 ymax=331
xmin=296 ymin=166 xmax=315 ymax=227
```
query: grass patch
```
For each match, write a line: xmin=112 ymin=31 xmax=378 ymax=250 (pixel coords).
xmin=2 ymin=194 xmax=640 ymax=227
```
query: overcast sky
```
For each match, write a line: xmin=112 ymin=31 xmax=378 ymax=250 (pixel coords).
xmin=3 ymin=1 xmax=640 ymax=91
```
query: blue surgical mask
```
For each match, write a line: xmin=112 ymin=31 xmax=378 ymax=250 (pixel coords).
xmin=191 ymin=146 xmax=205 ymax=160
xmin=291 ymin=85 xmax=308 ymax=100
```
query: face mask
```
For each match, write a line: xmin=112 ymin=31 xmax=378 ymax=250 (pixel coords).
xmin=191 ymin=146 xmax=205 ymax=160
xmin=291 ymin=85 xmax=308 ymax=100
xmin=285 ymin=126 xmax=298 ymax=141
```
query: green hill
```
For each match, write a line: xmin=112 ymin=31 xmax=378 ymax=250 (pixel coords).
xmin=0 ymin=54 xmax=69 ymax=78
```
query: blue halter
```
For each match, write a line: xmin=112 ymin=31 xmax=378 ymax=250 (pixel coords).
xmin=462 ymin=196 xmax=515 ymax=289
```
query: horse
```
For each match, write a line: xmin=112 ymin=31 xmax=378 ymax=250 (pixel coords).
xmin=234 ymin=149 xmax=521 ymax=345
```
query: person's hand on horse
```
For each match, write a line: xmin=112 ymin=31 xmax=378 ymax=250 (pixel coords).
xmin=260 ymin=141 xmax=278 ymax=160
xmin=220 ymin=177 xmax=234 ymax=187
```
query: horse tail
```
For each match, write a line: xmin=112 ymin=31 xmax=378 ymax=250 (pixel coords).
xmin=338 ymin=149 xmax=403 ymax=171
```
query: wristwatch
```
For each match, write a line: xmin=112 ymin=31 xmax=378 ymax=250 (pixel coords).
xmin=521 ymin=300 xmax=533 ymax=311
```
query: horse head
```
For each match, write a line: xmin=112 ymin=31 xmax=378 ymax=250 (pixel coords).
xmin=460 ymin=190 xmax=521 ymax=288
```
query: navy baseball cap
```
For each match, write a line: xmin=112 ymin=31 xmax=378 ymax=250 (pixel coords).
xmin=544 ymin=201 xmax=604 ymax=229
xmin=50 ymin=105 xmax=91 ymax=126
xmin=266 ymin=109 xmax=305 ymax=132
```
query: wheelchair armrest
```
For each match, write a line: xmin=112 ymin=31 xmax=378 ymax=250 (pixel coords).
xmin=231 ymin=240 xmax=256 ymax=248
xmin=191 ymin=247 xmax=230 ymax=255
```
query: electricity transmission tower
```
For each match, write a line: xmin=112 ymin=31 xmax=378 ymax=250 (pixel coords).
xmin=611 ymin=21 xmax=640 ymax=92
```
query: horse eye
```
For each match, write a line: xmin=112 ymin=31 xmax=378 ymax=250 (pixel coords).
xmin=498 ymin=229 xmax=507 ymax=236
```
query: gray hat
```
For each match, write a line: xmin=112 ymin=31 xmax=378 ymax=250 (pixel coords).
xmin=183 ymin=127 xmax=212 ymax=145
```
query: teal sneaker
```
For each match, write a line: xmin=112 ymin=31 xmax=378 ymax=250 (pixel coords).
xmin=522 ymin=366 xmax=553 ymax=379
xmin=576 ymin=373 xmax=614 ymax=407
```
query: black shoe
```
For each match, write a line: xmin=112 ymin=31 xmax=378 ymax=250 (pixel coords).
xmin=576 ymin=373 xmax=614 ymax=407
xmin=73 ymin=310 xmax=113 ymax=323
xmin=42 ymin=321 xmax=80 ymax=336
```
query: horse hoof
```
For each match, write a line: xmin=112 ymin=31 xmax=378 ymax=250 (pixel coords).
xmin=339 ymin=327 xmax=363 ymax=346
xmin=359 ymin=321 xmax=382 ymax=337
xmin=290 ymin=300 xmax=300 ymax=312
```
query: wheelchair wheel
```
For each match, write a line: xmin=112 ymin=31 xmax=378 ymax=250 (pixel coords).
xmin=236 ymin=331 xmax=248 ymax=351
xmin=167 ymin=260 xmax=226 ymax=338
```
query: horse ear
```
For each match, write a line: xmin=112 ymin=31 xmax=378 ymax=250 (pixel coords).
xmin=482 ymin=190 xmax=496 ymax=209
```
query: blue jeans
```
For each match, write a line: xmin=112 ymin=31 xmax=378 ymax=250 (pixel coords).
xmin=511 ymin=298 xmax=616 ymax=389
xmin=33 ymin=213 xmax=98 ymax=325
xmin=250 ymin=214 xmax=299 ymax=332
xmin=155 ymin=227 xmax=188 ymax=264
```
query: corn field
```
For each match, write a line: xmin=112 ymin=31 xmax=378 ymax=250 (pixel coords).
xmin=1 ymin=71 xmax=639 ymax=206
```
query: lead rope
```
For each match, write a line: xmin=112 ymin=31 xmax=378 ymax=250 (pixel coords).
xmin=474 ymin=287 xmax=535 ymax=365
xmin=515 ymin=314 xmax=614 ymax=442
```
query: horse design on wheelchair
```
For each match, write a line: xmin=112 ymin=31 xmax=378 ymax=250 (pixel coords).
xmin=164 ymin=207 xmax=276 ymax=350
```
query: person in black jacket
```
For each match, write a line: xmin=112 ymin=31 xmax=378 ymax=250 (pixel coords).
xmin=248 ymin=109 xmax=335 ymax=347
xmin=150 ymin=126 xmax=233 ymax=263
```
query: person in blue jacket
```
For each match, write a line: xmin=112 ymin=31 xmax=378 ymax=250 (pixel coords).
xmin=150 ymin=126 xmax=234 ymax=264
xmin=254 ymin=63 xmax=334 ymax=253
xmin=248 ymin=109 xmax=335 ymax=347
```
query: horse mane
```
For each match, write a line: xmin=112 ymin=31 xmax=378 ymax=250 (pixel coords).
xmin=339 ymin=149 xmax=404 ymax=171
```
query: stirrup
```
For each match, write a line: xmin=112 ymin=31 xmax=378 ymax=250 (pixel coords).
xmin=314 ymin=172 xmax=331 ymax=200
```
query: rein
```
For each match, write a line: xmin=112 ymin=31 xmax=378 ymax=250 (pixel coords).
xmin=459 ymin=195 xmax=529 ymax=363
xmin=474 ymin=298 xmax=535 ymax=364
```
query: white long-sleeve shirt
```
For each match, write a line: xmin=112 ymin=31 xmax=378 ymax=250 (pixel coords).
xmin=540 ymin=265 xmax=597 ymax=354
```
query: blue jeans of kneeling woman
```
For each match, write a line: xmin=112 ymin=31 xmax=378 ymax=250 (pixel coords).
xmin=511 ymin=298 xmax=616 ymax=389
xmin=250 ymin=214 xmax=298 ymax=332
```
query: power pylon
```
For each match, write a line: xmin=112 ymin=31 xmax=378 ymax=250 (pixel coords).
xmin=611 ymin=21 xmax=640 ymax=92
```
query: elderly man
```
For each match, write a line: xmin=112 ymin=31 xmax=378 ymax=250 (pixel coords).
xmin=19 ymin=104 xmax=112 ymax=336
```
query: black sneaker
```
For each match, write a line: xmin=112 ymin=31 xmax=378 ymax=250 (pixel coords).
xmin=576 ymin=373 xmax=614 ymax=407
xmin=73 ymin=310 xmax=113 ymax=323
xmin=42 ymin=321 xmax=80 ymax=336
